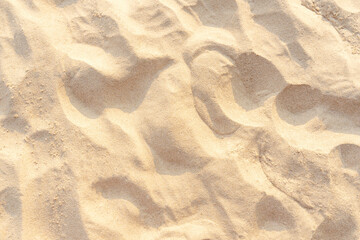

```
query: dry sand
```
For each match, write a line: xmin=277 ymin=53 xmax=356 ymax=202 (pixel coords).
xmin=1 ymin=0 xmax=360 ymax=239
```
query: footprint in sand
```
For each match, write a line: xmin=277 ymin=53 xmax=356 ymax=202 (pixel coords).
xmin=311 ymin=211 xmax=357 ymax=240
xmin=58 ymin=10 xmax=173 ymax=122
xmin=332 ymin=144 xmax=360 ymax=173
xmin=275 ymin=84 xmax=360 ymax=133
xmin=93 ymin=176 xmax=165 ymax=227
xmin=249 ymin=0 xmax=311 ymax=66
xmin=330 ymin=144 xmax=360 ymax=189
xmin=184 ymin=29 xmax=286 ymax=135
xmin=0 ymin=154 xmax=22 ymax=240
xmin=255 ymin=195 xmax=295 ymax=232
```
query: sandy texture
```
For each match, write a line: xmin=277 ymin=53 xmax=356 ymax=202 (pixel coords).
xmin=1 ymin=0 xmax=360 ymax=239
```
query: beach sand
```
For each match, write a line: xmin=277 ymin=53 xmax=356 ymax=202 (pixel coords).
xmin=1 ymin=0 xmax=360 ymax=239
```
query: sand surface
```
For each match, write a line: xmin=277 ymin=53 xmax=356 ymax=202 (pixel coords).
xmin=1 ymin=0 xmax=360 ymax=239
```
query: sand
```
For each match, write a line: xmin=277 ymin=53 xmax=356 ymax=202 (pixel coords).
xmin=0 ymin=0 xmax=360 ymax=239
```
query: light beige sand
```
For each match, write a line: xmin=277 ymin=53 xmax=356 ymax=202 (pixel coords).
xmin=1 ymin=0 xmax=360 ymax=239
